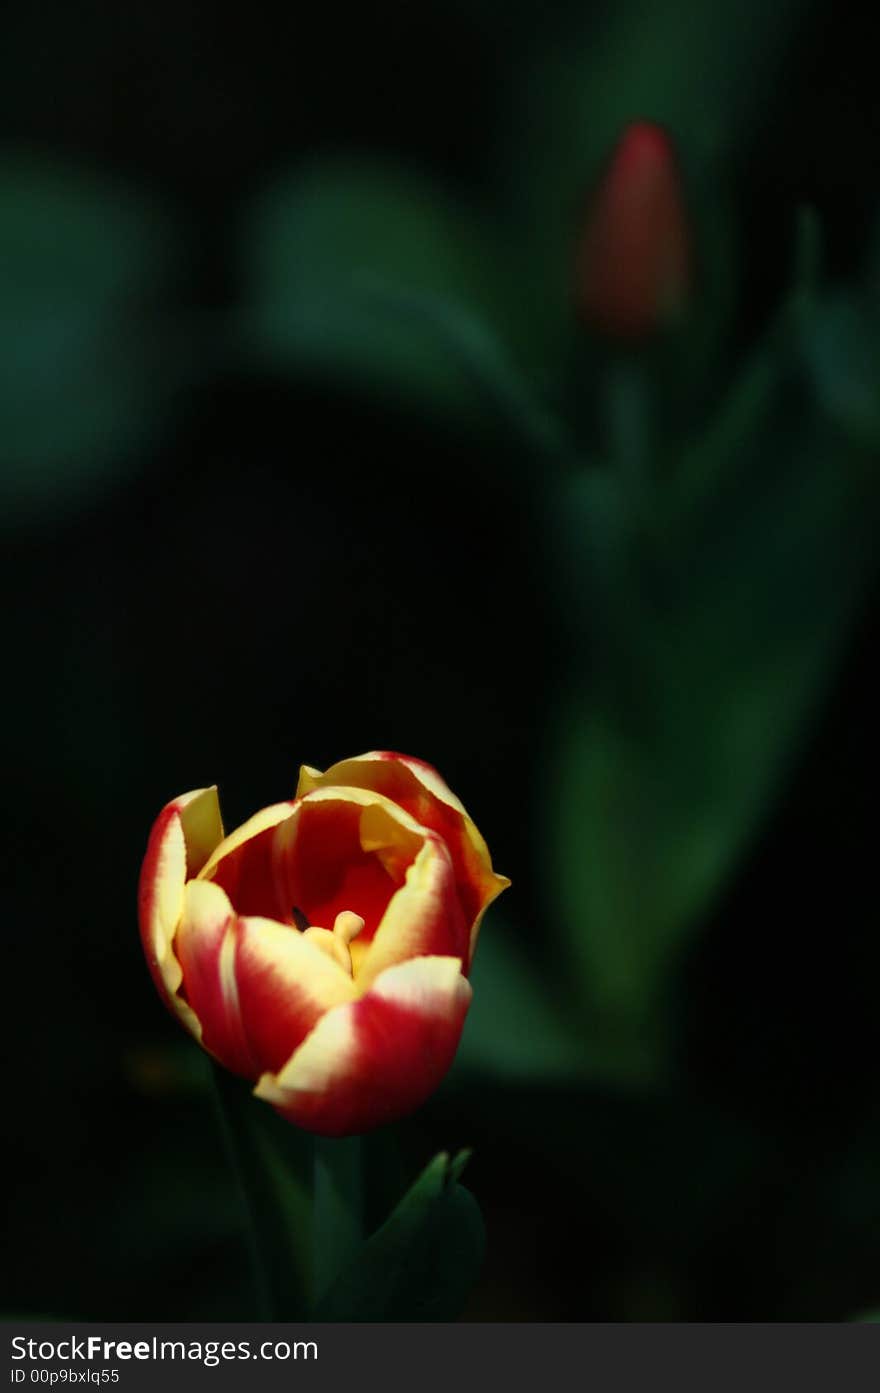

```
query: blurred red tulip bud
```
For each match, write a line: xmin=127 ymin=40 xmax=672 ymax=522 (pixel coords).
xmin=576 ymin=122 xmax=691 ymax=340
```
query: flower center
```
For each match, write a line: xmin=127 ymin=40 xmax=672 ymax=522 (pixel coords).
xmin=300 ymin=908 xmax=365 ymax=976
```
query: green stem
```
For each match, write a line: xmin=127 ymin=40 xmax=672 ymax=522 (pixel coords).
xmin=605 ymin=356 xmax=652 ymax=499
xmin=211 ymin=1064 xmax=312 ymax=1321
xmin=211 ymin=1065 xmax=276 ymax=1319
xmin=311 ymin=1134 xmax=364 ymax=1303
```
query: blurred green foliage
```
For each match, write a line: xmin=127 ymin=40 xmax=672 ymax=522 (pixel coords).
xmin=242 ymin=160 xmax=527 ymax=425
xmin=0 ymin=156 xmax=178 ymax=525
xmin=3 ymin=0 xmax=880 ymax=1324
xmin=546 ymin=252 xmax=879 ymax=1064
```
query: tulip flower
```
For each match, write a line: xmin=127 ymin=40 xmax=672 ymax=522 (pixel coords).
xmin=139 ymin=752 xmax=509 ymax=1136
xmin=576 ymin=121 xmax=691 ymax=340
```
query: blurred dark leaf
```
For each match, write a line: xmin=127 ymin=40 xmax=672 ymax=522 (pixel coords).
xmin=547 ymin=332 xmax=880 ymax=1063
xmin=803 ymin=290 xmax=880 ymax=449
xmin=240 ymin=156 xmax=557 ymax=433
xmin=456 ymin=917 xmax=589 ymax=1082
xmin=104 ymin=1102 xmax=254 ymax=1319
xmin=313 ymin=1150 xmax=484 ymax=1321
xmin=435 ymin=1078 xmax=766 ymax=1254
xmin=652 ymin=163 xmax=741 ymax=414
xmin=362 ymin=285 xmax=572 ymax=456
xmin=820 ymin=1121 xmax=880 ymax=1243
xmin=0 ymin=155 xmax=177 ymax=526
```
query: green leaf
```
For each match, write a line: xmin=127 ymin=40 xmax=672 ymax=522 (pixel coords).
xmin=312 ymin=1151 xmax=484 ymax=1321
xmin=0 ymin=154 xmax=175 ymax=526
xmin=239 ymin=156 xmax=553 ymax=435
xmin=311 ymin=1135 xmax=363 ymax=1303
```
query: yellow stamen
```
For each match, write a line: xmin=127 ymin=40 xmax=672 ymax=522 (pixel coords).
xmin=301 ymin=910 xmax=365 ymax=976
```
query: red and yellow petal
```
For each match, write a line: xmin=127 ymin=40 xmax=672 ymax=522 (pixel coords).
xmin=272 ymin=787 xmax=435 ymax=947
xmin=138 ymin=786 xmax=224 ymax=1035
xmin=297 ymin=753 xmax=509 ymax=963
xmin=234 ymin=915 xmax=356 ymax=1072
xmin=254 ymin=955 xmax=472 ymax=1136
xmin=358 ymin=833 xmax=467 ymax=988
xmin=175 ymin=879 xmax=257 ymax=1075
xmin=197 ymin=801 xmax=297 ymax=920
xmin=175 ymin=880 xmax=357 ymax=1077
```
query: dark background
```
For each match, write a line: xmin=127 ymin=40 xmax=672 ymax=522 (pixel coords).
xmin=3 ymin=0 xmax=880 ymax=1321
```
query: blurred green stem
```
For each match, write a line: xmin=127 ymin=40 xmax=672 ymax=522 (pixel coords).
xmin=605 ymin=357 xmax=652 ymax=500
xmin=312 ymin=1134 xmax=364 ymax=1302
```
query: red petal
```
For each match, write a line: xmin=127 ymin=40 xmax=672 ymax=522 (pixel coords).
xmin=576 ymin=121 xmax=691 ymax=340
xmin=273 ymin=790 xmax=447 ymax=953
xmin=297 ymin=753 xmax=509 ymax=964
xmin=201 ymin=802 xmax=297 ymax=921
xmin=255 ymin=956 xmax=472 ymax=1136
xmin=359 ymin=832 xmax=468 ymax=986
